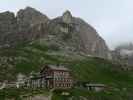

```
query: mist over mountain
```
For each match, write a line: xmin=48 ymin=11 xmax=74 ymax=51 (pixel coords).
xmin=112 ymin=43 xmax=133 ymax=66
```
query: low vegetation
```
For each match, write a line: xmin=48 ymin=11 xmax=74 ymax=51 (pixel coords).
xmin=0 ymin=40 xmax=133 ymax=99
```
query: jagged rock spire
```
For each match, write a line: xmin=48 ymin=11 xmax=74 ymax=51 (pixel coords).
xmin=62 ymin=10 xmax=73 ymax=24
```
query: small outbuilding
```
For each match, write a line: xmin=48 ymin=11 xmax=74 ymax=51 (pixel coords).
xmin=85 ymin=83 xmax=106 ymax=92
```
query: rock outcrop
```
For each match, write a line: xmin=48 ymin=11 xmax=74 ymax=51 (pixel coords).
xmin=17 ymin=7 xmax=49 ymax=32
xmin=47 ymin=11 xmax=110 ymax=58
xmin=0 ymin=7 xmax=49 ymax=47
xmin=62 ymin=10 xmax=73 ymax=24
xmin=0 ymin=7 xmax=110 ymax=58
xmin=0 ymin=11 xmax=18 ymax=47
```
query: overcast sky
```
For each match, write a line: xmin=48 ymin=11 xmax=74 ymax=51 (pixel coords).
xmin=0 ymin=0 xmax=133 ymax=49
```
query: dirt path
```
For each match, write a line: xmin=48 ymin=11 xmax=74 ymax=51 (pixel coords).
xmin=23 ymin=95 xmax=49 ymax=100
xmin=31 ymin=95 xmax=49 ymax=100
xmin=48 ymin=89 xmax=54 ymax=100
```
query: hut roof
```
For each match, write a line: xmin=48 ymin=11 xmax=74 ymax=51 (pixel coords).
xmin=48 ymin=65 xmax=69 ymax=71
xmin=86 ymin=83 xmax=105 ymax=87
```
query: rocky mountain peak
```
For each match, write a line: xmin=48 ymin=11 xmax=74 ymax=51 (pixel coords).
xmin=48 ymin=10 xmax=110 ymax=58
xmin=24 ymin=6 xmax=36 ymax=11
xmin=0 ymin=7 xmax=110 ymax=59
xmin=17 ymin=6 xmax=49 ymax=25
xmin=16 ymin=6 xmax=49 ymax=33
xmin=62 ymin=10 xmax=73 ymax=24
xmin=0 ymin=11 xmax=15 ymax=20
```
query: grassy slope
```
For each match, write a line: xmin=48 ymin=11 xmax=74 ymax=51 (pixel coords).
xmin=0 ymin=40 xmax=133 ymax=99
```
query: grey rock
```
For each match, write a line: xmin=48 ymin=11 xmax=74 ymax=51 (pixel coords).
xmin=46 ymin=11 xmax=110 ymax=58
xmin=0 ymin=7 xmax=49 ymax=47
xmin=62 ymin=10 xmax=73 ymax=24
xmin=0 ymin=11 xmax=18 ymax=46
xmin=17 ymin=7 xmax=49 ymax=32
xmin=0 ymin=7 xmax=110 ymax=58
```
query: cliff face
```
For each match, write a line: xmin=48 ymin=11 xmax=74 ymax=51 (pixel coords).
xmin=0 ymin=7 xmax=110 ymax=58
xmin=47 ymin=11 xmax=110 ymax=58
xmin=0 ymin=11 xmax=18 ymax=47
xmin=17 ymin=7 xmax=49 ymax=32
xmin=16 ymin=7 xmax=49 ymax=43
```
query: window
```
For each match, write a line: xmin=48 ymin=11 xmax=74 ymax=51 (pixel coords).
xmin=56 ymin=84 xmax=59 ymax=87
